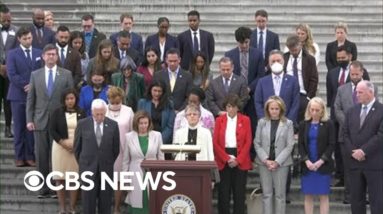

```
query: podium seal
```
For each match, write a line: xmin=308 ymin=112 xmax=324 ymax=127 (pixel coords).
xmin=161 ymin=194 xmax=197 ymax=214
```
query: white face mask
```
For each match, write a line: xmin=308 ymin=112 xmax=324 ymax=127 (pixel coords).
xmin=270 ymin=62 xmax=284 ymax=74
xmin=109 ymin=104 xmax=121 ymax=111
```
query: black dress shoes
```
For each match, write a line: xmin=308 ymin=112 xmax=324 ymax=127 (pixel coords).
xmin=4 ymin=126 xmax=13 ymax=138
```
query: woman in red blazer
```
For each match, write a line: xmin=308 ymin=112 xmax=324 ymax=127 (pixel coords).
xmin=213 ymin=94 xmax=252 ymax=214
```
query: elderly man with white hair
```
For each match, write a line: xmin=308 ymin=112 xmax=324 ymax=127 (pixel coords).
xmin=74 ymin=98 xmax=120 ymax=214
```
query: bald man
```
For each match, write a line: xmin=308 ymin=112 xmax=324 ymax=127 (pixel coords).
xmin=29 ymin=8 xmax=55 ymax=49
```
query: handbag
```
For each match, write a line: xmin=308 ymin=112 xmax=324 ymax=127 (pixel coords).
xmin=246 ymin=187 xmax=263 ymax=214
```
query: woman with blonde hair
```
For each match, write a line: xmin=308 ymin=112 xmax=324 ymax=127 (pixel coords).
xmin=299 ymin=97 xmax=335 ymax=214
xmin=296 ymin=24 xmax=320 ymax=65
xmin=254 ymin=96 xmax=294 ymax=214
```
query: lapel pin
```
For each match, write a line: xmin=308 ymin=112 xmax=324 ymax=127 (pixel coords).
xmin=372 ymin=108 xmax=375 ymax=111
xmin=105 ymin=123 xmax=108 ymax=127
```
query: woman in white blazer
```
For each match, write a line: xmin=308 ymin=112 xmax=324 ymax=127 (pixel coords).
xmin=122 ymin=111 xmax=164 ymax=214
xmin=173 ymin=104 xmax=214 ymax=161
xmin=254 ymin=96 xmax=295 ymax=214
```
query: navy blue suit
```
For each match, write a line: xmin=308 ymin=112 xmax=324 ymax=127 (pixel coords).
xmin=145 ymin=33 xmax=178 ymax=62
xmin=250 ymin=29 xmax=280 ymax=66
xmin=110 ymin=31 xmax=143 ymax=57
xmin=79 ymin=85 xmax=109 ymax=116
xmin=29 ymin=25 xmax=55 ymax=50
xmin=137 ymin=98 xmax=175 ymax=145
xmin=177 ymin=29 xmax=215 ymax=70
xmin=254 ymin=74 xmax=300 ymax=123
xmin=6 ymin=46 xmax=42 ymax=161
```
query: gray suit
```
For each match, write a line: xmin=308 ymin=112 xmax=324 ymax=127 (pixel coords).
xmin=206 ymin=74 xmax=249 ymax=116
xmin=74 ymin=117 xmax=120 ymax=214
xmin=254 ymin=118 xmax=294 ymax=214
xmin=26 ymin=67 xmax=73 ymax=194
xmin=0 ymin=25 xmax=18 ymax=63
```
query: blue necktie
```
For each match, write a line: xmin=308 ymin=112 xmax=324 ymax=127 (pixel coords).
xmin=224 ymin=78 xmax=230 ymax=93
xmin=60 ymin=48 xmax=66 ymax=65
xmin=47 ymin=70 xmax=54 ymax=97
xmin=258 ymin=31 xmax=264 ymax=57
xmin=193 ymin=31 xmax=199 ymax=53
xmin=25 ymin=49 xmax=32 ymax=65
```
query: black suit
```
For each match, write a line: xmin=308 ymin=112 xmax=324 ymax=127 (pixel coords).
xmin=113 ymin=47 xmax=142 ymax=67
xmin=250 ymin=29 xmax=280 ymax=66
xmin=344 ymin=101 xmax=383 ymax=214
xmin=325 ymin=39 xmax=357 ymax=72
xmin=74 ymin=117 xmax=120 ymax=214
xmin=82 ymin=28 xmax=106 ymax=59
xmin=29 ymin=25 xmax=55 ymax=50
xmin=153 ymin=68 xmax=193 ymax=111
xmin=177 ymin=29 xmax=215 ymax=70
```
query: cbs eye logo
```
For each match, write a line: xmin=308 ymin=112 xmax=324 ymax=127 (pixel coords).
xmin=24 ymin=171 xmax=45 ymax=191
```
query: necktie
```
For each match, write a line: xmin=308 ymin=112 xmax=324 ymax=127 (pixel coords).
xmin=170 ymin=72 xmax=176 ymax=92
xmin=240 ymin=51 xmax=248 ymax=82
xmin=25 ymin=49 xmax=32 ymax=65
xmin=36 ymin=29 xmax=42 ymax=42
xmin=60 ymin=48 xmax=66 ymax=65
xmin=292 ymin=57 xmax=298 ymax=78
xmin=274 ymin=75 xmax=281 ymax=96
xmin=352 ymin=87 xmax=357 ymax=104
xmin=121 ymin=50 xmax=126 ymax=59
xmin=224 ymin=78 xmax=230 ymax=93
xmin=258 ymin=31 xmax=264 ymax=57
xmin=339 ymin=68 xmax=346 ymax=85
xmin=96 ymin=123 xmax=102 ymax=147
xmin=193 ymin=31 xmax=199 ymax=53
xmin=360 ymin=106 xmax=368 ymax=128
xmin=47 ymin=69 xmax=54 ymax=97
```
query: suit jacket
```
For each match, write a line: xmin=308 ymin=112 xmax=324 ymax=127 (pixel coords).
xmin=79 ymin=85 xmax=109 ymax=116
xmin=137 ymin=98 xmax=175 ymax=145
xmin=121 ymin=130 xmax=164 ymax=207
xmin=0 ymin=25 xmax=18 ymax=64
xmin=49 ymin=106 xmax=86 ymax=143
xmin=213 ymin=113 xmax=253 ymax=171
xmin=110 ymin=31 xmax=143 ymax=57
xmin=74 ymin=117 xmax=120 ymax=178
xmin=113 ymin=47 xmax=142 ymax=67
xmin=145 ymin=33 xmax=178 ymax=61
xmin=224 ymin=47 xmax=265 ymax=93
xmin=254 ymin=118 xmax=294 ymax=166
xmin=57 ymin=46 xmax=82 ymax=87
xmin=173 ymin=125 xmax=214 ymax=161
xmin=6 ymin=47 xmax=42 ymax=101
xmin=298 ymin=120 xmax=335 ymax=175
xmin=254 ymin=74 xmax=300 ymax=123
xmin=206 ymin=74 xmax=249 ymax=116
xmin=82 ymin=28 xmax=106 ymax=59
xmin=26 ymin=67 xmax=74 ymax=130
xmin=29 ymin=25 xmax=55 ymax=50
xmin=283 ymin=50 xmax=318 ymax=98
xmin=334 ymin=83 xmax=378 ymax=142
xmin=177 ymin=29 xmax=215 ymax=70
xmin=343 ymin=101 xmax=383 ymax=170
xmin=250 ymin=29 xmax=280 ymax=66
xmin=153 ymin=68 xmax=193 ymax=111
xmin=325 ymin=39 xmax=357 ymax=71
xmin=111 ymin=72 xmax=145 ymax=111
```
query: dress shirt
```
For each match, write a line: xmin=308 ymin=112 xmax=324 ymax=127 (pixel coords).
xmin=190 ymin=29 xmax=201 ymax=51
xmin=257 ymin=27 xmax=267 ymax=56
xmin=1 ymin=30 xmax=7 ymax=45
xmin=159 ymin=40 xmax=165 ymax=61
xmin=272 ymin=73 xmax=283 ymax=96
xmin=56 ymin=44 xmax=68 ymax=61
xmin=93 ymin=120 xmax=104 ymax=135
xmin=20 ymin=45 xmax=33 ymax=58
xmin=338 ymin=65 xmax=350 ymax=83
xmin=221 ymin=73 xmax=233 ymax=87
xmin=44 ymin=65 xmax=57 ymax=86
xmin=286 ymin=50 xmax=306 ymax=95
xmin=360 ymin=98 xmax=376 ymax=116
xmin=225 ymin=114 xmax=237 ymax=148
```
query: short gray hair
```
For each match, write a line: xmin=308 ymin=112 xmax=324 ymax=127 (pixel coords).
xmin=184 ymin=104 xmax=201 ymax=116
xmin=358 ymin=80 xmax=375 ymax=94
xmin=268 ymin=49 xmax=284 ymax=60
xmin=91 ymin=99 xmax=107 ymax=111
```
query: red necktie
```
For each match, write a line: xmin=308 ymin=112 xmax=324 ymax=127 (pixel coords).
xmin=339 ymin=68 xmax=346 ymax=85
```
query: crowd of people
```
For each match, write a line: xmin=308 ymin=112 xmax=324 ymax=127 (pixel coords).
xmin=0 ymin=2 xmax=382 ymax=214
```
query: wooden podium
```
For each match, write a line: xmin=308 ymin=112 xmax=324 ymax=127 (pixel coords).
xmin=141 ymin=160 xmax=217 ymax=214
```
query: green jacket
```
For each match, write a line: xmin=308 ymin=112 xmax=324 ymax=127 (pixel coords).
xmin=111 ymin=72 xmax=145 ymax=111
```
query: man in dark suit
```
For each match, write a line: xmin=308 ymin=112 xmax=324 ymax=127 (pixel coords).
xmin=255 ymin=50 xmax=300 ymax=124
xmin=177 ymin=10 xmax=215 ymax=70
xmin=113 ymin=30 xmax=142 ymax=66
xmin=153 ymin=48 xmax=192 ymax=111
xmin=74 ymin=99 xmax=120 ymax=214
xmin=55 ymin=25 xmax=82 ymax=88
xmin=283 ymin=34 xmax=318 ymax=123
xmin=225 ymin=26 xmax=264 ymax=142
xmin=250 ymin=9 xmax=280 ymax=68
xmin=343 ymin=80 xmax=383 ymax=214
xmin=110 ymin=13 xmax=143 ymax=57
xmin=29 ymin=9 xmax=55 ymax=50
xmin=0 ymin=5 xmax=18 ymax=138
xmin=7 ymin=27 xmax=42 ymax=167
xmin=325 ymin=22 xmax=357 ymax=72
xmin=26 ymin=44 xmax=74 ymax=198
xmin=206 ymin=57 xmax=249 ymax=117
xmin=81 ymin=14 xmax=106 ymax=59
